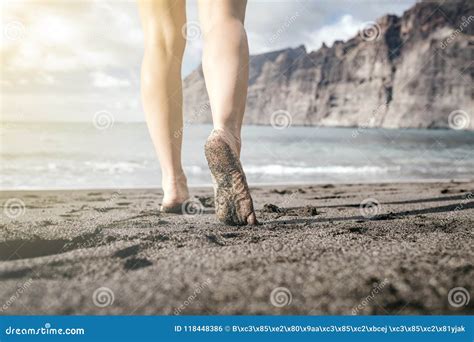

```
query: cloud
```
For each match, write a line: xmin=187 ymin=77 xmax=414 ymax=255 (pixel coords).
xmin=306 ymin=14 xmax=363 ymax=51
xmin=246 ymin=0 xmax=416 ymax=53
xmin=1 ymin=0 xmax=417 ymax=122
xmin=1 ymin=1 xmax=142 ymax=72
xmin=91 ymin=71 xmax=131 ymax=88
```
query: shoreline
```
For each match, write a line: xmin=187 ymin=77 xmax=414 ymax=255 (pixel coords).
xmin=1 ymin=181 xmax=473 ymax=315
xmin=2 ymin=120 xmax=474 ymax=132
xmin=1 ymin=178 xmax=472 ymax=192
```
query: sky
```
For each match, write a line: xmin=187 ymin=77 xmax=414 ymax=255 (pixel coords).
xmin=1 ymin=0 xmax=417 ymax=122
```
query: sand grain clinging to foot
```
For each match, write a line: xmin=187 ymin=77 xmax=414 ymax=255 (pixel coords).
xmin=205 ymin=129 xmax=257 ymax=225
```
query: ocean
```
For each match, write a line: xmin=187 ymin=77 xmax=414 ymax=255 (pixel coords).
xmin=1 ymin=122 xmax=473 ymax=190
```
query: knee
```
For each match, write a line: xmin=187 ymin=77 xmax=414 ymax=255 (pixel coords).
xmin=143 ymin=24 xmax=186 ymax=59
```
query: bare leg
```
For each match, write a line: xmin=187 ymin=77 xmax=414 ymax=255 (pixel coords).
xmin=138 ymin=0 xmax=189 ymax=210
xmin=198 ymin=0 xmax=257 ymax=225
xmin=198 ymin=0 xmax=248 ymax=154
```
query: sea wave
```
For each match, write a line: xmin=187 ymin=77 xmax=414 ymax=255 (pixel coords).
xmin=3 ymin=161 xmax=471 ymax=177
xmin=184 ymin=164 xmax=400 ymax=175
xmin=83 ymin=161 xmax=146 ymax=173
xmin=244 ymin=165 xmax=400 ymax=175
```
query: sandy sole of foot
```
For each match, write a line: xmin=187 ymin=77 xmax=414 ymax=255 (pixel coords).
xmin=0 ymin=181 xmax=473 ymax=315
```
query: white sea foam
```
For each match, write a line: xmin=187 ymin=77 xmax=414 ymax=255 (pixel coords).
xmin=184 ymin=164 xmax=398 ymax=175
xmin=243 ymin=165 xmax=399 ymax=175
xmin=1 ymin=123 xmax=473 ymax=189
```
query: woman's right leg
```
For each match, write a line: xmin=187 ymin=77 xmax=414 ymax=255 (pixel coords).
xmin=138 ymin=0 xmax=189 ymax=209
xmin=198 ymin=0 xmax=257 ymax=225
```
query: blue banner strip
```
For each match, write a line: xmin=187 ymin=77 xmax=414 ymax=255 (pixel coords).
xmin=0 ymin=315 xmax=472 ymax=341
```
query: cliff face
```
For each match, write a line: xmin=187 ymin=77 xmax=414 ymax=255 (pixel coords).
xmin=183 ymin=0 xmax=474 ymax=129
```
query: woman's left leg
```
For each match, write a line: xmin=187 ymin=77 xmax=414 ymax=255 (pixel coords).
xmin=137 ymin=0 xmax=189 ymax=210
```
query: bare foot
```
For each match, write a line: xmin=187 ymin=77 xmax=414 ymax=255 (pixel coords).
xmin=160 ymin=173 xmax=189 ymax=213
xmin=205 ymin=129 xmax=258 ymax=225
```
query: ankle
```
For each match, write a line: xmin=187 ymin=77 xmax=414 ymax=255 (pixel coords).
xmin=162 ymin=175 xmax=188 ymax=192
xmin=212 ymin=126 xmax=241 ymax=155
xmin=161 ymin=171 xmax=189 ymax=205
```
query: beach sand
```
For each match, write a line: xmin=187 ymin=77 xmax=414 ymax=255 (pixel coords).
xmin=0 ymin=181 xmax=473 ymax=315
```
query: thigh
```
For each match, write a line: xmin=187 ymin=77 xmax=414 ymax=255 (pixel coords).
xmin=197 ymin=0 xmax=247 ymax=33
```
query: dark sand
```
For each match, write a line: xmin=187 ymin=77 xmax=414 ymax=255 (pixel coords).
xmin=0 ymin=181 xmax=473 ymax=315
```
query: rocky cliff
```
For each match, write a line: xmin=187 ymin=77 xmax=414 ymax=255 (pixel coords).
xmin=183 ymin=0 xmax=474 ymax=129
